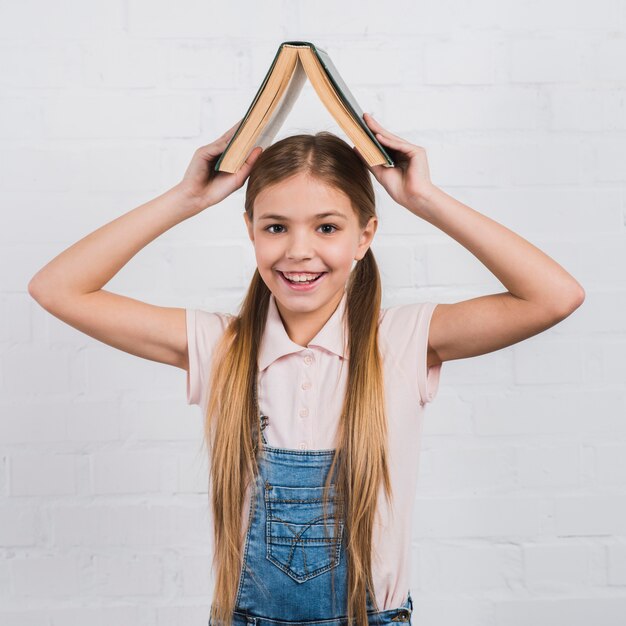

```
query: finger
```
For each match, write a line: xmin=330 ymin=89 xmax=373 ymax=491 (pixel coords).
xmin=236 ymin=146 xmax=264 ymax=180
xmin=203 ymin=122 xmax=242 ymax=159
xmin=224 ymin=117 xmax=243 ymax=137
xmin=364 ymin=113 xmax=407 ymax=144
xmin=246 ymin=145 xmax=263 ymax=168
xmin=213 ymin=118 xmax=243 ymax=149
xmin=201 ymin=137 xmax=230 ymax=160
xmin=223 ymin=117 xmax=245 ymax=145
xmin=374 ymin=131 xmax=414 ymax=154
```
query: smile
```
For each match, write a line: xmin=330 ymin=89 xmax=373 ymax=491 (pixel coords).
xmin=277 ymin=270 xmax=327 ymax=292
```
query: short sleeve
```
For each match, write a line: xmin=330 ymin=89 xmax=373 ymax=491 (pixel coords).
xmin=379 ymin=301 xmax=442 ymax=406
xmin=185 ymin=309 xmax=233 ymax=410
xmin=415 ymin=302 xmax=441 ymax=405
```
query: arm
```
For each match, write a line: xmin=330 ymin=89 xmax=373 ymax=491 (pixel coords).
xmin=28 ymin=119 xmax=263 ymax=372
xmin=354 ymin=113 xmax=585 ymax=368
xmin=28 ymin=184 xmax=202 ymax=371
xmin=415 ymin=185 xmax=585 ymax=367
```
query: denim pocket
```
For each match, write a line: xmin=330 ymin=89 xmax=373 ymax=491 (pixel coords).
xmin=264 ymin=481 xmax=344 ymax=583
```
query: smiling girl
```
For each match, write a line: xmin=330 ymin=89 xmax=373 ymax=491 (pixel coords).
xmin=28 ymin=113 xmax=584 ymax=626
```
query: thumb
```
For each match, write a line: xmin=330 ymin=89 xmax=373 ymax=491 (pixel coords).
xmin=236 ymin=146 xmax=264 ymax=180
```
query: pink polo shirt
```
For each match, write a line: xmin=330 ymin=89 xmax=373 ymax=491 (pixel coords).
xmin=186 ymin=290 xmax=442 ymax=611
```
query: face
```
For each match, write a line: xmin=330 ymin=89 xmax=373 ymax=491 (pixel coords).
xmin=244 ymin=172 xmax=377 ymax=320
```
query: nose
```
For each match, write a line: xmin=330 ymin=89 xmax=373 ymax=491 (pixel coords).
xmin=286 ymin=230 xmax=314 ymax=261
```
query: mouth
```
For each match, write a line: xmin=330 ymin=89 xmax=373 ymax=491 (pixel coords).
xmin=276 ymin=270 xmax=328 ymax=292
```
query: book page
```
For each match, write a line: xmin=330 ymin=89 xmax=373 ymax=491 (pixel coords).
xmin=253 ymin=57 xmax=308 ymax=150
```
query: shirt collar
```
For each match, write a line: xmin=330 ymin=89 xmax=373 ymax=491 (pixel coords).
xmin=258 ymin=290 xmax=349 ymax=371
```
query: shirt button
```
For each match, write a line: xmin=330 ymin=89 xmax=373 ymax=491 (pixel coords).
xmin=304 ymin=356 xmax=312 ymax=365
xmin=299 ymin=408 xmax=309 ymax=417
xmin=299 ymin=442 xmax=307 ymax=450
xmin=301 ymin=381 xmax=311 ymax=390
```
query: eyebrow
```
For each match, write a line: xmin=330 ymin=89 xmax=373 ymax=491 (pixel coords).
xmin=257 ymin=211 xmax=349 ymax=221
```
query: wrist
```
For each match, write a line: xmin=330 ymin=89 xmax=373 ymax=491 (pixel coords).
xmin=407 ymin=184 xmax=443 ymax=217
xmin=171 ymin=183 xmax=207 ymax=217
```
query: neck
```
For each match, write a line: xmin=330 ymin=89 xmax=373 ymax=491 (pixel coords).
xmin=275 ymin=290 xmax=344 ymax=347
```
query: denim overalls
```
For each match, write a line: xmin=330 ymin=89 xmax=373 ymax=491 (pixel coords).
xmin=209 ymin=394 xmax=414 ymax=626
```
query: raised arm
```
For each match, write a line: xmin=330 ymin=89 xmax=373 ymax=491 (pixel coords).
xmin=354 ymin=112 xmax=585 ymax=368
xmin=28 ymin=184 xmax=202 ymax=370
xmin=28 ymin=119 xmax=263 ymax=372
xmin=418 ymin=185 xmax=585 ymax=366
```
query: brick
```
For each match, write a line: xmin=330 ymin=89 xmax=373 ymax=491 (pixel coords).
xmin=9 ymin=453 xmax=78 ymax=496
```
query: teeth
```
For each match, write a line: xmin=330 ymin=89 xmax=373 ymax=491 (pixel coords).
xmin=282 ymin=272 xmax=322 ymax=282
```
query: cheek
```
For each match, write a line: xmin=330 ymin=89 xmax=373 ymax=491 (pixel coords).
xmin=254 ymin=244 xmax=278 ymax=270
xmin=325 ymin=240 xmax=356 ymax=265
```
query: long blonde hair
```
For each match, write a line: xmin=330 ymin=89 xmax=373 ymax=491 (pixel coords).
xmin=205 ymin=132 xmax=392 ymax=626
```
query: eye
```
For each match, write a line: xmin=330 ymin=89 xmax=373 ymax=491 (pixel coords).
xmin=265 ymin=224 xmax=286 ymax=234
xmin=264 ymin=224 xmax=339 ymax=235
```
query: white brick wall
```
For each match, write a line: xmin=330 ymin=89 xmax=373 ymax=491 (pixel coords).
xmin=1 ymin=0 xmax=623 ymax=624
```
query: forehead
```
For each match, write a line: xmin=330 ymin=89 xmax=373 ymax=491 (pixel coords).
xmin=254 ymin=173 xmax=354 ymax=217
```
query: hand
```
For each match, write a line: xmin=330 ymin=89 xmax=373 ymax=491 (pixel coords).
xmin=353 ymin=113 xmax=436 ymax=213
xmin=178 ymin=118 xmax=264 ymax=212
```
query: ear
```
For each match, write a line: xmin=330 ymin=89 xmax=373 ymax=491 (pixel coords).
xmin=354 ymin=216 xmax=378 ymax=261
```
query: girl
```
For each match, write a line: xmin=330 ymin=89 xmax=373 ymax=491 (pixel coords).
xmin=28 ymin=114 xmax=585 ymax=626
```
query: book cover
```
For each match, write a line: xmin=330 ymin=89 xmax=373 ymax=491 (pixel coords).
xmin=214 ymin=41 xmax=394 ymax=172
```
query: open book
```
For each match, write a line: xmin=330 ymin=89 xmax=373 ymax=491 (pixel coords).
xmin=214 ymin=41 xmax=395 ymax=173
